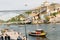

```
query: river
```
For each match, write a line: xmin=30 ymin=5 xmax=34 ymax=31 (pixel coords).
xmin=0 ymin=24 xmax=60 ymax=40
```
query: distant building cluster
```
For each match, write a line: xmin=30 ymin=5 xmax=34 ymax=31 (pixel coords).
xmin=29 ymin=1 xmax=60 ymax=24
xmin=5 ymin=0 xmax=60 ymax=24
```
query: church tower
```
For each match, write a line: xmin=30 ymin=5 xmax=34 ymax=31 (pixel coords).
xmin=43 ymin=0 xmax=50 ymax=6
xmin=41 ymin=0 xmax=50 ymax=15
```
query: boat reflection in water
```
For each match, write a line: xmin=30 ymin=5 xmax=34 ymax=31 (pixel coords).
xmin=36 ymin=37 xmax=49 ymax=40
xmin=0 ymin=28 xmax=26 ymax=40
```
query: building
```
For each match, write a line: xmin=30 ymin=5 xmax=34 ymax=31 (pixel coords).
xmin=49 ymin=14 xmax=60 ymax=23
xmin=29 ymin=0 xmax=60 ymax=24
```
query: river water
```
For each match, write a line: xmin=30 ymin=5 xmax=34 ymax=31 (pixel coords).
xmin=0 ymin=24 xmax=60 ymax=40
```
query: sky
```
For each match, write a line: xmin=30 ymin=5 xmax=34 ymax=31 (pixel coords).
xmin=0 ymin=0 xmax=60 ymax=21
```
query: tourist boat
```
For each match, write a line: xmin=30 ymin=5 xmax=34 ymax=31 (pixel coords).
xmin=18 ymin=20 xmax=31 ymax=24
xmin=24 ymin=20 xmax=31 ymax=24
xmin=0 ymin=29 xmax=26 ymax=40
xmin=28 ymin=29 xmax=47 ymax=37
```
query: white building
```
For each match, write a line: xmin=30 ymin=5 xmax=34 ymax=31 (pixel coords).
xmin=49 ymin=14 xmax=60 ymax=23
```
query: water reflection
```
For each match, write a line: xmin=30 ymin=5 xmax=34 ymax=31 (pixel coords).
xmin=36 ymin=37 xmax=49 ymax=40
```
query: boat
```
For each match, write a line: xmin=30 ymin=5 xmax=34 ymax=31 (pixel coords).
xmin=18 ymin=20 xmax=31 ymax=24
xmin=0 ymin=28 xmax=26 ymax=40
xmin=28 ymin=29 xmax=47 ymax=37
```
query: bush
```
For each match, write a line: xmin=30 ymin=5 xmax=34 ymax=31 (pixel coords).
xmin=45 ymin=16 xmax=50 ymax=21
xmin=50 ymin=12 xmax=58 ymax=16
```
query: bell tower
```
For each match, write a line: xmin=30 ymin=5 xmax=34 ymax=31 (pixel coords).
xmin=43 ymin=0 xmax=49 ymax=6
xmin=40 ymin=0 xmax=50 ymax=15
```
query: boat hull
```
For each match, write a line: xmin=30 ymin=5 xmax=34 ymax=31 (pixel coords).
xmin=29 ymin=32 xmax=47 ymax=37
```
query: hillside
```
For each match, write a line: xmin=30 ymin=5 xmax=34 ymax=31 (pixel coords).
xmin=6 ymin=3 xmax=60 ymax=24
xmin=7 ymin=14 xmax=26 ymax=22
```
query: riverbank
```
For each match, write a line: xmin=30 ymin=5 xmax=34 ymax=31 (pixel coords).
xmin=1 ymin=22 xmax=60 ymax=25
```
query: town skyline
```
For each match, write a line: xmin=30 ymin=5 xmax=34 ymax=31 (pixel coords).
xmin=0 ymin=0 xmax=60 ymax=21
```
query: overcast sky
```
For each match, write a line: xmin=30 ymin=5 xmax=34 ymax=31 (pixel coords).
xmin=0 ymin=0 xmax=60 ymax=21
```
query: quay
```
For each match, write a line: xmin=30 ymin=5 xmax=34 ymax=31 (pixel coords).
xmin=0 ymin=29 xmax=26 ymax=40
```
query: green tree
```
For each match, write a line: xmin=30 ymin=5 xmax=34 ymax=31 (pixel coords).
xmin=45 ymin=16 xmax=50 ymax=21
xmin=7 ymin=14 xmax=26 ymax=22
xmin=25 ymin=11 xmax=32 ymax=16
xmin=50 ymin=12 xmax=58 ymax=16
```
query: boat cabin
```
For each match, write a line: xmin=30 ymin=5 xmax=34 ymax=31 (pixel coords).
xmin=35 ymin=29 xmax=44 ymax=33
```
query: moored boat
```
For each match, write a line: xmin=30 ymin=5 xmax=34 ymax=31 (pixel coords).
xmin=28 ymin=29 xmax=47 ymax=37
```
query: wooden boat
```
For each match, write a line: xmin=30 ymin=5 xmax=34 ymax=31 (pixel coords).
xmin=28 ymin=29 xmax=47 ymax=37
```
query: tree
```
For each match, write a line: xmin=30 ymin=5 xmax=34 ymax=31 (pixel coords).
xmin=50 ymin=12 xmax=58 ymax=16
xmin=45 ymin=16 xmax=50 ymax=21
xmin=7 ymin=14 xmax=26 ymax=22
xmin=25 ymin=11 xmax=32 ymax=16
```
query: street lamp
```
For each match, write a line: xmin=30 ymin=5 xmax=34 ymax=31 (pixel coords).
xmin=24 ymin=3 xmax=28 ymax=40
xmin=24 ymin=23 xmax=27 ymax=40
